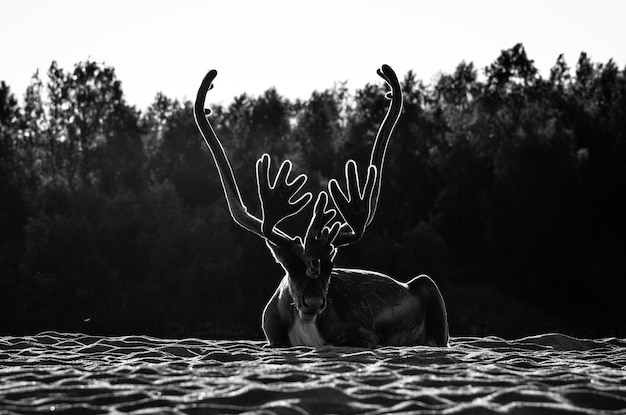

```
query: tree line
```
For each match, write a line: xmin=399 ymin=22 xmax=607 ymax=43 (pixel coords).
xmin=1 ymin=44 xmax=624 ymax=338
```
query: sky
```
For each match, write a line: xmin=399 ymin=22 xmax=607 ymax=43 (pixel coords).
xmin=2 ymin=0 xmax=625 ymax=111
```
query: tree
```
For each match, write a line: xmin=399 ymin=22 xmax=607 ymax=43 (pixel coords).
xmin=151 ymin=99 xmax=220 ymax=207
xmin=292 ymin=85 xmax=347 ymax=180
xmin=0 ymin=82 xmax=26 ymax=284
xmin=95 ymin=104 xmax=146 ymax=195
xmin=44 ymin=60 xmax=125 ymax=189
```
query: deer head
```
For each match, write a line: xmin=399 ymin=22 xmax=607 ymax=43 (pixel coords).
xmin=193 ymin=65 xmax=402 ymax=322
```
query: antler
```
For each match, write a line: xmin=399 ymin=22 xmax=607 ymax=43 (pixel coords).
xmin=329 ymin=64 xmax=403 ymax=247
xmin=193 ymin=70 xmax=310 ymax=248
xmin=367 ymin=64 xmax=403 ymax=226
xmin=256 ymin=154 xmax=312 ymax=250
xmin=194 ymin=65 xmax=402 ymax=265
xmin=329 ymin=161 xmax=377 ymax=246
xmin=303 ymin=192 xmax=341 ymax=276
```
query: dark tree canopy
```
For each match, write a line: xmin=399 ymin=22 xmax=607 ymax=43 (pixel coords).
xmin=1 ymin=45 xmax=625 ymax=338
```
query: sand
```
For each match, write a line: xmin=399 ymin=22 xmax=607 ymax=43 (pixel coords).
xmin=1 ymin=332 xmax=625 ymax=414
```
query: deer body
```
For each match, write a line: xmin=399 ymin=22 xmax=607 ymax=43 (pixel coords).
xmin=263 ymin=269 xmax=447 ymax=347
xmin=194 ymin=65 xmax=449 ymax=348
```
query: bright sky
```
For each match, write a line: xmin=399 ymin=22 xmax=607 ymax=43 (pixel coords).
xmin=2 ymin=0 xmax=625 ymax=110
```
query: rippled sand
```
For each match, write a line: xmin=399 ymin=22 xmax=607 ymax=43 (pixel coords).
xmin=1 ymin=332 xmax=625 ymax=414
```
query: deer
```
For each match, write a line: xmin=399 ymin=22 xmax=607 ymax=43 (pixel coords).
xmin=193 ymin=65 xmax=449 ymax=348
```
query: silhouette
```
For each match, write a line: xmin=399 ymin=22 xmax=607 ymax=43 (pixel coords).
xmin=194 ymin=66 xmax=449 ymax=347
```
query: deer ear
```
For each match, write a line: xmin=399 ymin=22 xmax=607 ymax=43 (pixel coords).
xmin=265 ymin=238 xmax=305 ymax=271
xmin=265 ymin=240 xmax=291 ymax=270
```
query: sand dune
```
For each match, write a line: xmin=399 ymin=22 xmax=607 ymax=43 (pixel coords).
xmin=1 ymin=332 xmax=625 ymax=414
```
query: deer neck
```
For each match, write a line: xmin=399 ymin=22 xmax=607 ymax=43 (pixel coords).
xmin=288 ymin=317 xmax=326 ymax=347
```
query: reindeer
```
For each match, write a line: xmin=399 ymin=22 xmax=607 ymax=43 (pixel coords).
xmin=193 ymin=65 xmax=449 ymax=348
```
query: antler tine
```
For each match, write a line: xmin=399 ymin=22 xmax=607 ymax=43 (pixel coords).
xmin=304 ymin=192 xmax=340 ymax=249
xmin=193 ymin=70 xmax=302 ymax=246
xmin=367 ymin=64 xmax=403 ymax=227
xmin=256 ymin=154 xmax=313 ymax=250
xmin=303 ymin=192 xmax=341 ymax=277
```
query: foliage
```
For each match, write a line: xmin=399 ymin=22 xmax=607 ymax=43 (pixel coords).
xmin=1 ymin=46 xmax=625 ymax=338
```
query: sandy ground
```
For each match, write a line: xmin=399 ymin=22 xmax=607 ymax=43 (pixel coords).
xmin=1 ymin=332 xmax=625 ymax=414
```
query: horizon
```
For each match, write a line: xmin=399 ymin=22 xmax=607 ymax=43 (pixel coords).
xmin=3 ymin=0 xmax=626 ymax=110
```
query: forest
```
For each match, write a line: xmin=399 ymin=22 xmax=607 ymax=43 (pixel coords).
xmin=1 ymin=44 xmax=625 ymax=339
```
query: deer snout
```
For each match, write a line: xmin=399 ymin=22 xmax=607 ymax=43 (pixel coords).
xmin=302 ymin=295 xmax=326 ymax=314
